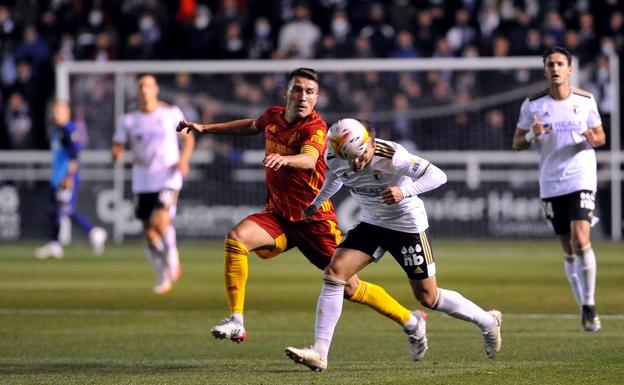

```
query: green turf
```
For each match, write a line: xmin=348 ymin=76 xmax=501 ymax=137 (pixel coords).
xmin=1 ymin=240 xmax=623 ymax=384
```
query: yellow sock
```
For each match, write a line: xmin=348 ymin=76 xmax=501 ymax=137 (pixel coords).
xmin=224 ymin=239 xmax=249 ymax=315
xmin=349 ymin=280 xmax=411 ymax=326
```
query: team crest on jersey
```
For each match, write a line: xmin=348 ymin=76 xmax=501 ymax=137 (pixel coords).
xmin=573 ymin=104 xmax=579 ymax=114
xmin=409 ymin=157 xmax=420 ymax=172
xmin=267 ymin=124 xmax=277 ymax=133
xmin=543 ymin=111 xmax=550 ymax=117
xmin=373 ymin=170 xmax=382 ymax=181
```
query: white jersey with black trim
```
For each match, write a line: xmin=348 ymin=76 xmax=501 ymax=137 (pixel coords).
xmin=517 ymin=87 xmax=602 ymax=198
xmin=113 ymin=104 xmax=185 ymax=193
xmin=313 ymin=139 xmax=441 ymax=234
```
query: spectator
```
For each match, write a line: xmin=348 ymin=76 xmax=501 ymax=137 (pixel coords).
xmin=389 ymin=30 xmax=420 ymax=58
xmin=446 ymin=8 xmax=478 ymax=56
xmin=4 ymin=91 xmax=33 ymax=149
xmin=275 ymin=2 xmax=321 ymax=59
xmin=387 ymin=0 xmax=418 ymax=32
xmin=216 ymin=21 xmax=246 ymax=59
xmin=358 ymin=2 xmax=395 ymax=57
xmin=248 ymin=16 xmax=273 ymax=59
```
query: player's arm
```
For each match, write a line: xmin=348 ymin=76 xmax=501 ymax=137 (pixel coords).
xmin=583 ymin=125 xmax=606 ymax=148
xmin=60 ymin=127 xmax=80 ymax=188
xmin=263 ymin=151 xmax=317 ymax=171
xmin=177 ymin=131 xmax=196 ymax=177
xmin=111 ymin=142 xmax=124 ymax=163
xmin=176 ymin=118 xmax=260 ymax=135
xmin=303 ymin=168 xmax=343 ymax=222
xmin=263 ymin=135 xmax=322 ymax=171
xmin=382 ymin=156 xmax=447 ymax=204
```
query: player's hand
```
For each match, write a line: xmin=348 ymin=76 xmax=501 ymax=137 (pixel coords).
xmin=303 ymin=205 xmax=319 ymax=222
xmin=263 ymin=153 xmax=289 ymax=171
xmin=60 ymin=176 xmax=73 ymax=190
xmin=531 ymin=115 xmax=551 ymax=136
xmin=381 ymin=186 xmax=404 ymax=204
xmin=583 ymin=128 xmax=600 ymax=147
xmin=177 ymin=120 xmax=201 ymax=134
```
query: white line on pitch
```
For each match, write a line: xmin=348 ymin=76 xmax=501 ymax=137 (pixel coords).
xmin=0 ymin=308 xmax=624 ymax=320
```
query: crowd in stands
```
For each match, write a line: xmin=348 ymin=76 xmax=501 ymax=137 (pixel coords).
xmin=0 ymin=0 xmax=622 ymax=150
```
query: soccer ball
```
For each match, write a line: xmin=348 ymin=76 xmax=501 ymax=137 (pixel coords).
xmin=327 ymin=118 xmax=370 ymax=160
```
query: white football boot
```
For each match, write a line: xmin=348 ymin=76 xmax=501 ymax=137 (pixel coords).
xmin=406 ymin=310 xmax=428 ymax=361
xmin=89 ymin=227 xmax=107 ymax=256
xmin=211 ymin=316 xmax=248 ymax=343
xmin=285 ymin=346 xmax=327 ymax=372
xmin=482 ymin=310 xmax=502 ymax=359
xmin=34 ymin=242 xmax=64 ymax=259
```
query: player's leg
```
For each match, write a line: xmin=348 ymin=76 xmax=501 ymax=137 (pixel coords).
xmin=546 ymin=196 xmax=586 ymax=310
xmin=295 ymin=219 xmax=414 ymax=329
xmin=135 ymin=192 xmax=169 ymax=294
xmin=570 ymin=192 xmax=600 ymax=332
xmin=559 ymin=233 xmax=585 ymax=308
xmin=212 ymin=212 xmax=281 ymax=343
xmin=35 ymin=186 xmax=64 ymax=259
xmin=388 ymin=230 xmax=501 ymax=359
xmin=286 ymin=247 xmax=371 ymax=372
xmin=65 ymin=175 xmax=107 ymax=255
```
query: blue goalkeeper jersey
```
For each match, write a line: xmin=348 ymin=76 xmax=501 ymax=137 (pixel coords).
xmin=50 ymin=121 xmax=80 ymax=188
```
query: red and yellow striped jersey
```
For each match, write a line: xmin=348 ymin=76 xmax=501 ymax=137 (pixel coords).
xmin=255 ymin=106 xmax=336 ymax=222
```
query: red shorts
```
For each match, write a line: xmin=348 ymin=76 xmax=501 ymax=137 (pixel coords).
xmin=247 ymin=211 xmax=342 ymax=270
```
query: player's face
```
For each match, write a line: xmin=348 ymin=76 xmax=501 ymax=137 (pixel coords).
xmin=284 ymin=76 xmax=319 ymax=122
xmin=350 ymin=140 xmax=374 ymax=172
xmin=544 ymin=53 xmax=572 ymax=86
xmin=52 ymin=101 xmax=71 ymax=126
xmin=137 ymin=75 xmax=159 ymax=107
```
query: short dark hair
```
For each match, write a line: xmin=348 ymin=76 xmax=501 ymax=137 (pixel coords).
xmin=542 ymin=46 xmax=572 ymax=66
xmin=288 ymin=67 xmax=319 ymax=84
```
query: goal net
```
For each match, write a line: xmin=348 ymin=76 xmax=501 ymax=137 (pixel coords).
xmin=3 ymin=57 xmax=619 ymax=243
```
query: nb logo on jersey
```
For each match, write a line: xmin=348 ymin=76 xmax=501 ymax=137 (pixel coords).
xmin=401 ymin=245 xmax=424 ymax=267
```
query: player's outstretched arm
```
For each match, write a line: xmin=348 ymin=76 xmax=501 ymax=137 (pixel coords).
xmin=176 ymin=119 xmax=259 ymax=135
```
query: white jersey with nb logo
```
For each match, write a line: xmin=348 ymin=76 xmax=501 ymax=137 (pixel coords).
xmin=314 ymin=139 xmax=432 ymax=233
xmin=113 ymin=104 xmax=185 ymax=193
xmin=517 ymin=88 xmax=602 ymax=198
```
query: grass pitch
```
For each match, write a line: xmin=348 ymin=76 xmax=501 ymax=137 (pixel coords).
xmin=1 ymin=240 xmax=623 ymax=384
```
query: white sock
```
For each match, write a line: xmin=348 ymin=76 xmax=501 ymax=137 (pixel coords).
xmin=165 ymin=226 xmax=180 ymax=277
xmin=434 ymin=288 xmax=496 ymax=330
xmin=145 ymin=245 xmax=168 ymax=285
xmin=563 ymin=254 xmax=583 ymax=307
xmin=314 ymin=274 xmax=346 ymax=360
xmin=576 ymin=245 xmax=597 ymax=306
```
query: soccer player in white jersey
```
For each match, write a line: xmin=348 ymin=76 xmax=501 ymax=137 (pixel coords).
xmin=285 ymin=119 xmax=502 ymax=372
xmin=112 ymin=74 xmax=195 ymax=295
xmin=512 ymin=47 xmax=606 ymax=332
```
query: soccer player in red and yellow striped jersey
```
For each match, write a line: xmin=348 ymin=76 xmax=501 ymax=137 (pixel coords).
xmin=177 ymin=68 xmax=417 ymax=344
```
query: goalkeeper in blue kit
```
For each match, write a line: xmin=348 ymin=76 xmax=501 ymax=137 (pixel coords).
xmin=35 ymin=100 xmax=107 ymax=259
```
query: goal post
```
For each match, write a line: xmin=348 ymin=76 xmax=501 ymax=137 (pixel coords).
xmin=7 ymin=57 xmax=614 ymax=242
